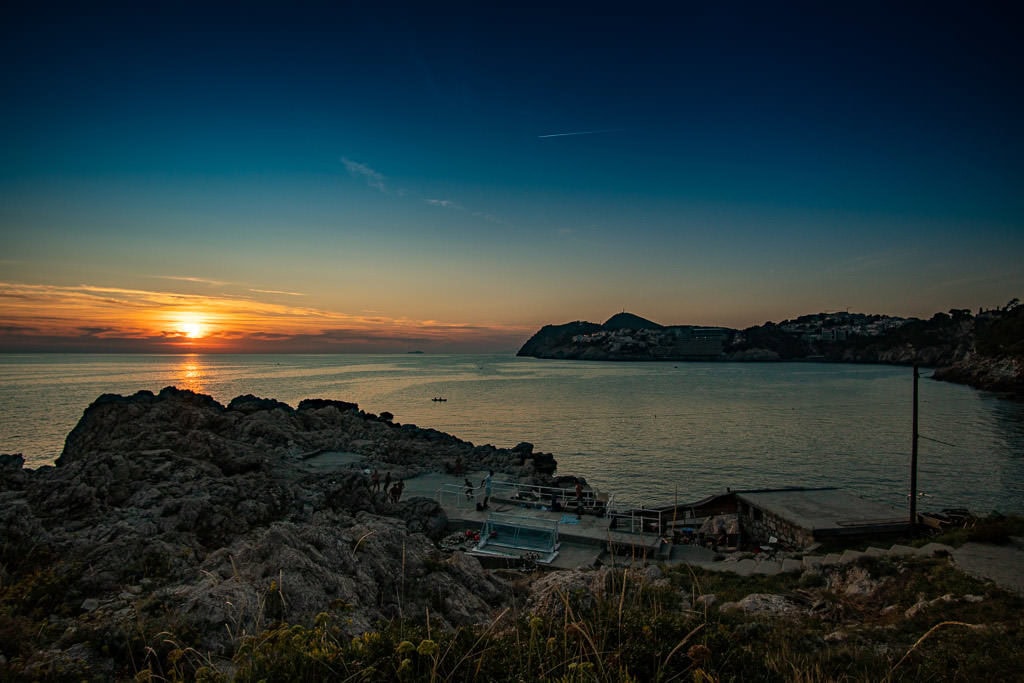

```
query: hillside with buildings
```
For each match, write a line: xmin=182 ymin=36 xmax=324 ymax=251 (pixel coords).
xmin=517 ymin=302 xmax=1024 ymax=392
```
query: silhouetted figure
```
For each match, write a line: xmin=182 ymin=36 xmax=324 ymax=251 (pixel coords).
xmin=481 ymin=470 xmax=494 ymax=508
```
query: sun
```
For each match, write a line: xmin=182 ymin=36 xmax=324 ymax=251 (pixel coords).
xmin=182 ymin=322 xmax=204 ymax=338
xmin=177 ymin=315 xmax=206 ymax=339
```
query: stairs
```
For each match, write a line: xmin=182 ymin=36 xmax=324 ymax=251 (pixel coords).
xmin=690 ymin=542 xmax=955 ymax=576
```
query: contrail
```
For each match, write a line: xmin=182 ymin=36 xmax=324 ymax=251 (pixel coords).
xmin=537 ymin=128 xmax=622 ymax=139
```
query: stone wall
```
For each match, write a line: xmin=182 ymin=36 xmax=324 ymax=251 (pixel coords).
xmin=737 ymin=499 xmax=814 ymax=549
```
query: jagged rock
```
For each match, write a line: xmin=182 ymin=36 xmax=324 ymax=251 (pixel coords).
xmin=695 ymin=594 xmax=717 ymax=609
xmin=643 ymin=565 xmax=664 ymax=582
xmin=227 ymin=394 xmax=294 ymax=414
xmin=526 ymin=568 xmax=610 ymax=619
xmin=532 ymin=452 xmax=557 ymax=474
xmin=828 ymin=565 xmax=881 ymax=598
xmin=0 ymin=453 xmax=25 ymax=469
xmin=720 ymin=593 xmax=801 ymax=616
xmin=3 ymin=386 xmax=558 ymax=676
xmin=933 ymin=354 xmax=1024 ymax=392
xmin=904 ymin=593 xmax=958 ymax=618
xmin=297 ymin=397 xmax=359 ymax=413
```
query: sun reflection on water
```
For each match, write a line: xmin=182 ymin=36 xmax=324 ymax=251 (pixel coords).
xmin=176 ymin=355 xmax=207 ymax=393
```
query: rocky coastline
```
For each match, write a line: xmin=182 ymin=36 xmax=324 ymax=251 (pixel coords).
xmin=517 ymin=306 xmax=1024 ymax=394
xmin=931 ymin=353 xmax=1024 ymax=394
xmin=0 ymin=387 xmax=557 ymax=677
xmin=2 ymin=386 xmax=1023 ymax=679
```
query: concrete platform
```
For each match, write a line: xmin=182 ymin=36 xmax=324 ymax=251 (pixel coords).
xmin=737 ymin=488 xmax=910 ymax=539
xmin=303 ymin=460 xmax=1013 ymax=582
xmin=388 ymin=469 xmax=668 ymax=569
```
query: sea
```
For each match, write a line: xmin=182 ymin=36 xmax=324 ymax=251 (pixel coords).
xmin=2 ymin=353 xmax=1022 ymax=514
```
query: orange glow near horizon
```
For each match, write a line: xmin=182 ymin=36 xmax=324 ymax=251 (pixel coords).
xmin=0 ymin=281 xmax=533 ymax=352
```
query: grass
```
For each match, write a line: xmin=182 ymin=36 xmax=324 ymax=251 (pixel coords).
xmin=3 ymin=542 xmax=1023 ymax=681
xmin=148 ymin=559 xmax=1024 ymax=680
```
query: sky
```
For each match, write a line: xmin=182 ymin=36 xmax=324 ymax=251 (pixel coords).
xmin=1 ymin=2 xmax=1021 ymax=353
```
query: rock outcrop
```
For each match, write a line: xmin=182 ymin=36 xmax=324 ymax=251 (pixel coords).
xmin=517 ymin=313 xmax=732 ymax=361
xmin=932 ymin=354 xmax=1024 ymax=394
xmin=0 ymin=387 xmax=558 ymax=676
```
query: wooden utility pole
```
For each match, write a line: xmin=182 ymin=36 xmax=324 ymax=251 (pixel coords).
xmin=910 ymin=363 xmax=919 ymax=527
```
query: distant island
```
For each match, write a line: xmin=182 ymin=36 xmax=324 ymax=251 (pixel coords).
xmin=517 ymin=301 xmax=1024 ymax=393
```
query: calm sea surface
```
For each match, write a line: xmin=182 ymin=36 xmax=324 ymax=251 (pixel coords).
xmin=1 ymin=354 xmax=1022 ymax=514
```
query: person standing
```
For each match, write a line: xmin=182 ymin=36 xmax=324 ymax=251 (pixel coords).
xmin=390 ymin=480 xmax=404 ymax=504
xmin=464 ymin=477 xmax=475 ymax=501
xmin=371 ymin=469 xmax=380 ymax=493
xmin=481 ymin=470 xmax=494 ymax=509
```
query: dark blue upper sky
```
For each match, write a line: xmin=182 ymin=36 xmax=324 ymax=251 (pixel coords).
xmin=1 ymin=1 xmax=1021 ymax=351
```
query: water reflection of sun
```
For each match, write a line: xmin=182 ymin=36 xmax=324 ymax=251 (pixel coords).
xmin=177 ymin=356 xmax=206 ymax=393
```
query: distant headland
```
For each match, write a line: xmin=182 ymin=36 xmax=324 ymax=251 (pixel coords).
xmin=517 ymin=301 xmax=1024 ymax=393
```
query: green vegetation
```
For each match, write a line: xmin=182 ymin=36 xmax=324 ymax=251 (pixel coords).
xmin=6 ymin=554 xmax=1022 ymax=681
xmin=739 ymin=298 xmax=1024 ymax=367
xmin=924 ymin=513 xmax=1024 ymax=548
xmin=976 ymin=300 xmax=1024 ymax=359
xmin=736 ymin=322 xmax=812 ymax=359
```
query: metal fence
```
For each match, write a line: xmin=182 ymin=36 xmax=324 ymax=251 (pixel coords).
xmin=436 ymin=477 xmax=614 ymax=514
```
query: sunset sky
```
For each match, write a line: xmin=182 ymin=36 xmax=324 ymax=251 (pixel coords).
xmin=2 ymin=3 xmax=1021 ymax=353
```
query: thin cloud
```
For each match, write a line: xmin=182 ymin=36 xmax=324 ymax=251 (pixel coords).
xmin=341 ymin=157 xmax=387 ymax=192
xmin=929 ymin=270 xmax=1024 ymax=292
xmin=0 ymin=324 xmax=39 ymax=333
xmin=472 ymin=212 xmax=505 ymax=226
xmin=426 ymin=199 xmax=461 ymax=209
xmin=153 ymin=275 xmax=231 ymax=286
xmin=537 ymin=128 xmax=623 ymax=139
xmin=249 ymin=288 xmax=305 ymax=297
xmin=76 ymin=326 xmax=118 ymax=336
xmin=342 ymin=156 xmax=506 ymax=225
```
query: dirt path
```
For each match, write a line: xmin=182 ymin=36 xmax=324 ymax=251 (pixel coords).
xmin=952 ymin=537 xmax=1024 ymax=594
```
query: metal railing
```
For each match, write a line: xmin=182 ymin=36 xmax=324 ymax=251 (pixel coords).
xmin=437 ymin=477 xmax=710 ymax=540
xmin=607 ymin=502 xmax=667 ymax=534
xmin=436 ymin=478 xmax=614 ymax=513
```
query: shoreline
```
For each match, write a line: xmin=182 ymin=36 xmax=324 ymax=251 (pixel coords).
xmin=3 ymin=386 xmax=1023 ymax=680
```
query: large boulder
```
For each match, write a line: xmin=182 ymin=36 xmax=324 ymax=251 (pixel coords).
xmin=3 ymin=387 xmax=541 ymax=677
